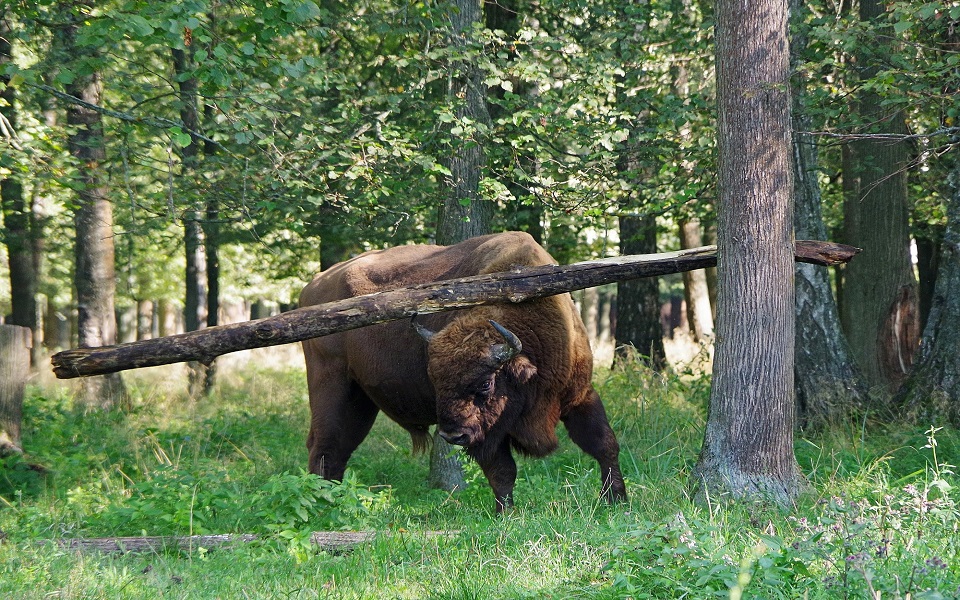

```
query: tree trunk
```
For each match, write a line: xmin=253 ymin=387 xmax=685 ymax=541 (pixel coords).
xmin=678 ymin=219 xmax=715 ymax=344
xmin=895 ymin=155 xmax=960 ymax=424
xmin=915 ymin=234 xmax=941 ymax=334
xmin=689 ymin=0 xmax=808 ymax=506
xmin=703 ymin=222 xmax=718 ymax=319
xmin=839 ymin=0 xmax=919 ymax=397
xmin=60 ymin=2 xmax=127 ymax=410
xmin=615 ymin=214 xmax=666 ymax=369
xmin=1 ymin=15 xmax=39 ymax=368
xmin=790 ymin=0 xmax=868 ymax=429
xmin=430 ymin=0 xmax=496 ymax=493
xmin=894 ymin=19 xmax=960 ymax=423
xmin=136 ymin=300 xmax=154 ymax=341
xmin=172 ymin=46 xmax=212 ymax=398
xmin=0 ymin=325 xmax=30 ymax=455
xmin=484 ymin=0 xmax=543 ymax=245
xmin=202 ymin=5 xmax=221 ymax=393
xmin=436 ymin=0 xmax=494 ymax=246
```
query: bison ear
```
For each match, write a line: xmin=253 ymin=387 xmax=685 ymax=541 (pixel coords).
xmin=507 ymin=355 xmax=537 ymax=384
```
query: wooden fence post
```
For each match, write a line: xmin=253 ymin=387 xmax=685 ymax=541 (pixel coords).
xmin=0 ymin=324 xmax=31 ymax=455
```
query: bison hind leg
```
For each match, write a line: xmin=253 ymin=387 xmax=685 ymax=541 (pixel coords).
xmin=408 ymin=425 xmax=431 ymax=454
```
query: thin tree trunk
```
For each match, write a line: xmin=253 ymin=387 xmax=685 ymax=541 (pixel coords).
xmin=1 ymin=14 xmax=39 ymax=368
xmin=678 ymin=219 xmax=714 ymax=343
xmin=430 ymin=0 xmax=495 ymax=493
xmin=615 ymin=214 xmax=666 ymax=369
xmin=790 ymin=0 xmax=868 ymax=428
xmin=839 ymin=0 xmax=919 ymax=397
xmin=172 ymin=46 xmax=211 ymax=398
xmin=202 ymin=12 xmax=220 ymax=395
xmin=690 ymin=0 xmax=808 ymax=505
xmin=59 ymin=2 xmax=127 ymax=410
xmin=915 ymin=234 xmax=940 ymax=333
xmin=136 ymin=300 xmax=154 ymax=340
xmin=0 ymin=325 xmax=30 ymax=455
xmin=436 ymin=0 xmax=494 ymax=245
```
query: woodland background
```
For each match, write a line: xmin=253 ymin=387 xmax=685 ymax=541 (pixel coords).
xmin=2 ymin=1 xmax=960 ymax=597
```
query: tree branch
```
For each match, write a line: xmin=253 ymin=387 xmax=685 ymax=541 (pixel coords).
xmin=28 ymin=82 xmax=226 ymax=151
xmin=50 ymin=240 xmax=859 ymax=379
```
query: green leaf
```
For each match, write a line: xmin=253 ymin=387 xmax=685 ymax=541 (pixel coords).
xmin=287 ymin=1 xmax=322 ymax=23
xmin=127 ymin=15 xmax=155 ymax=37
xmin=55 ymin=69 xmax=76 ymax=86
xmin=169 ymin=127 xmax=193 ymax=148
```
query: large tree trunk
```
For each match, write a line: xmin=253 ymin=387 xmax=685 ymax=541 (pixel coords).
xmin=60 ymin=2 xmax=127 ymax=410
xmin=894 ymin=21 xmax=960 ymax=423
xmin=895 ymin=154 xmax=960 ymax=424
xmin=0 ymin=325 xmax=30 ymax=455
xmin=790 ymin=0 xmax=868 ymax=428
xmin=839 ymin=0 xmax=919 ymax=397
xmin=172 ymin=46 xmax=212 ymax=398
xmin=678 ymin=219 xmax=715 ymax=344
xmin=615 ymin=214 xmax=665 ymax=369
xmin=689 ymin=0 xmax=807 ymax=505
xmin=1 ymin=14 xmax=40 ymax=368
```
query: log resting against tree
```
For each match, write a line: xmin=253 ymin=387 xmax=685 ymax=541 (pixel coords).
xmin=51 ymin=240 xmax=858 ymax=379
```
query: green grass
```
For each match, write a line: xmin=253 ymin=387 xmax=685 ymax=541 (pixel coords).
xmin=1 ymin=359 xmax=958 ymax=599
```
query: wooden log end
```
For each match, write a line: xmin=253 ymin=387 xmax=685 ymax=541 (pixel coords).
xmin=795 ymin=240 xmax=861 ymax=266
xmin=50 ymin=349 xmax=88 ymax=379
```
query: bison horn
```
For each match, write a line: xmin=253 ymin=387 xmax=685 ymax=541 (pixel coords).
xmin=489 ymin=320 xmax=522 ymax=364
xmin=411 ymin=316 xmax=436 ymax=342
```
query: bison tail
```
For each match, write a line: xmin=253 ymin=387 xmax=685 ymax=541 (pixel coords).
xmin=410 ymin=427 xmax=431 ymax=455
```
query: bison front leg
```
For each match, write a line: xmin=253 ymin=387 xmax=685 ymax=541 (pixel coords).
xmin=473 ymin=441 xmax=517 ymax=513
xmin=562 ymin=390 xmax=627 ymax=503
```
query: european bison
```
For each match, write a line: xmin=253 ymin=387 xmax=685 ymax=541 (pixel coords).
xmin=299 ymin=232 xmax=627 ymax=511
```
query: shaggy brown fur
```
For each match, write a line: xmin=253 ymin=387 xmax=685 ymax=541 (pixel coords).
xmin=299 ymin=232 xmax=626 ymax=511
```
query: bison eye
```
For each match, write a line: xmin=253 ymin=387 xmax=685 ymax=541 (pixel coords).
xmin=476 ymin=378 xmax=495 ymax=395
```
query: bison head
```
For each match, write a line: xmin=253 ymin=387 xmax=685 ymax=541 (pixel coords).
xmin=414 ymin=317 xmax=537 ymax=448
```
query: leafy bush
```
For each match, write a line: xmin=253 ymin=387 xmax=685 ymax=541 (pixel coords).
xmin=606 ymin=427 xmax=960 ymax=599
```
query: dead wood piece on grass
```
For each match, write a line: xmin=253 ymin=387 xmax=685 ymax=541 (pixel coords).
xmin=50 ymin=530 xmax=457 ymax=554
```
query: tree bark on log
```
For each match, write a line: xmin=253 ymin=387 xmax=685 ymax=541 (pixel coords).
xmin=51 ymin=241 xmax=857 ymax=379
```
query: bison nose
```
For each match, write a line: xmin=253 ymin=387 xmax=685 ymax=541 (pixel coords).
xmin=439 ymin=430 xmax=470 ymax=446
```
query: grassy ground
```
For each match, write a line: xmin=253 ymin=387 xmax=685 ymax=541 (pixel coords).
xmin=1 ymin=354 xmax=958 ymax=599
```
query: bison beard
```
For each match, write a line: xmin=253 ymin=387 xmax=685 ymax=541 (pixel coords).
xmin=299 ymin=232 xmax=627 ymax=512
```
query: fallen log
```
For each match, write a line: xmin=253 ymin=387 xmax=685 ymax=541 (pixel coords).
xmin=51 ymin=530 xmax=455 ymax=554
xmin=51 ymin=240 xmax=858 ymax=379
